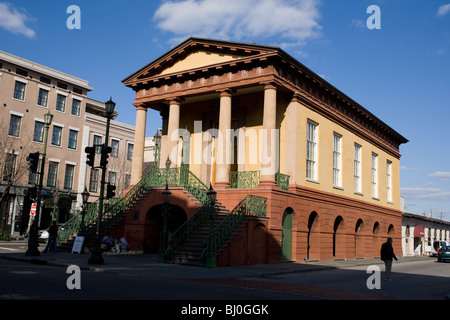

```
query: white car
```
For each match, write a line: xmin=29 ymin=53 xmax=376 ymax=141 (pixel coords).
xmin=38 ymin=230 xmax=49 ymax=243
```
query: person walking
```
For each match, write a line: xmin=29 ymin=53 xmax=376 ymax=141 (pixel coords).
xmin=43 ymin=221 xmax=58 ymax=253
xmin=380 ymin=237 xmax=398 ymax=281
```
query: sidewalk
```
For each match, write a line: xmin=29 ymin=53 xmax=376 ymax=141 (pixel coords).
xmin=0 ymin=241 xmax=432 ymax=280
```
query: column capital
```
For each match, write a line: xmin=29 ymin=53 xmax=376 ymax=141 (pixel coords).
xmin=291 ymin=92 xmax=302 ymax=103
xmin=134 ymin=104 xmax=148 ymax=112
xmin=262 ymin=82 xmax=277 ymax=91
xmin=218 ymin=88 xmax=233 ymax=97
xmin=167 ymin=97 xmax=184 ymax=105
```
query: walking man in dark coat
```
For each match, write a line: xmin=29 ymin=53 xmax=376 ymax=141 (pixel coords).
xmin=380 ymin=237 xmax=398 ymax=281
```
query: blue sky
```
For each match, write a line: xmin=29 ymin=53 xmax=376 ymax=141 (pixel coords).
xmin=1 ymin=0 xmax=450 ymax=220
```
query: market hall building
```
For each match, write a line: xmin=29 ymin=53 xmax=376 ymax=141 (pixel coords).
xmin=119 ymin=38 xmax=408 ymax=266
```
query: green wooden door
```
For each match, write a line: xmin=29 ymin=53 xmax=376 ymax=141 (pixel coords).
xmin=282 ymin=210 xmax=293 ymax=261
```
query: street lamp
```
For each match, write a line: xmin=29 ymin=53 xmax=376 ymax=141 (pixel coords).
xmin=80 ymin=187 xmax=90 ymax=233
xmin=26 ymin=111 xmax=53 ymax=256
xmin=153 ymin=130 xmax=161 ymax=167
xmin=159 ymin=184 xmax=172 ymax=262
xmin=51 ymin=188 xmax=59 ymax=223
xmin=88 ymin=98 xmax=115 ymax=265
xmin=205 ymin=183 xmax=217 ymax=268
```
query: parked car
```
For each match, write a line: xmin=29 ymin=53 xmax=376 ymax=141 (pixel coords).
xmin=38 ymin=230 xmax=48 ymax=243
xmin=437 ymin=246 xmax=450 ymax=262
xmin=432 ymin=241 xmax=450 ymax=256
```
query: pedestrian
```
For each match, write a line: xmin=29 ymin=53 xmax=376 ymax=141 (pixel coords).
xmin=43 ymin=221 xmax=58 ymax=253
xmin=380 ymin=237 xmax=398 ymax=281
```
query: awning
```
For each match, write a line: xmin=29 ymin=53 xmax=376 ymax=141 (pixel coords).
xmin=414 ymin=225 xmax=425 ymax=237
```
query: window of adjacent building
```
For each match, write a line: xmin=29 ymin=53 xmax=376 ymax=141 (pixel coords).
xmin=2 ymin=153 xmax=17 ymax=182
xmin=125 ymin=173 xmax=131 ymax=189
xmin=56 ymin=94 xmax=66 ymax=112
xmin=8 ymin=114 xmax=22 ymax=137
xmin=68 ymin=129 xmax=78 ymax=150
xmin=47 ymin=162 xmax=58 ymax=187
xmin=37 ymin=88 xmax=49 ymax=107
xmin=64 ymin=164 xmax=75 ymax=190
xmin=71 ymin=98 xmax=81 ymax=116
xmin=33 ymin=121 xmax=45 ymax=142
xmin=306 ymin=120 xmax=318 ymax=181
xmin=93 ymin=135 xmax=102 ymax=154
xmin=111 ymin=139 xmax=119 ymax=158
xmin=13 ymin=81 xmax=26 ymax=101
xmin=371 ymin=153 xmax=378 ymax=199
xmin=127 ymin=143 xmax=134 ymax=161
xmin=332 ymin=133 xmax=342 ymax=188
xmin=51 ymin=126 xmax=63 ymax=146
xmin=386 ymin=160 xmax=392 ymax=203
xmin=108 ymin=171 xmax=116 ymax=186
xmin=89 ymin=168 xmax=99 ymax=193
xmin=354 ymin=144 xmax=362 ymax=194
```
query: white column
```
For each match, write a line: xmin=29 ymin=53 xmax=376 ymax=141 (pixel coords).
xmin=260 ymin=83 xmax=278 ymax=185
xmin=130 ymin=105 xmax=147 ymax=186
xmin=215 ymin=89 xmax=232 ymax=188
xmin=166 ymin=98 xmax=181 ymax=168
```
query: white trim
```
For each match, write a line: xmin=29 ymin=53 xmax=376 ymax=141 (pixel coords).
xmin=14 ymin=76 xmax=28 ymax=84
xmin=72 ymin=95 xmax=83 ymax=102
xmin=65 ymin=160 xmax=77 ymax=166
xmin=52 ymin=122 xmax=65 ymax=128
xmin=38 ymin=84 xmax=51 ymax=91
xmin=69 ymin=126 xmax=80 ymax=131
xmin=48 ymin=158 xmax=61 ymax=163
xmin=10 ymin=110 xmax=24 ymax=117
xmin=56 ymin=90 xmax=68 ymax=96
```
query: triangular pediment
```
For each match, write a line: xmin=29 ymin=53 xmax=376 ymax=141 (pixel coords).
xmin=122 ymin=37 xmax=278 ymax=86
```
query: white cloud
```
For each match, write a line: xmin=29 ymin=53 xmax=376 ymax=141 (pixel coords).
xmin=401 ymin=187 xmax=450 ymax=201
xmin=0 ymin=2 xmax=35 ymax=38
xmin=429 ymin=171 xmax=450 ymax=179
xmin=153 ymin=0 xmax=321 ymax=47
xmin=438 ymin=4 xmax=450 ymax=17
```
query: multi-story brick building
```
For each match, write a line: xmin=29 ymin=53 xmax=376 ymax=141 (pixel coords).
xmin=0 ymin=51 xmax=134 ymax=237
xmin=118 ymin=38 xmax=408 ymax=266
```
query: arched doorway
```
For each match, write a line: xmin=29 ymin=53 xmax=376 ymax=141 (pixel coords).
xmin=282 ymin=208 xmax=294 ymax=261
xmin=333 ymin=216 xmax=344 ymax=258
xmin=355 ymin=219 xmax=364 ymax=258
xmin=307 ymin=211 xmax=319 ymax=260
xmin=373 ymin=221 xmax=380 ymax=257
xmin=144 ymin=204 xmax=187 ymax=253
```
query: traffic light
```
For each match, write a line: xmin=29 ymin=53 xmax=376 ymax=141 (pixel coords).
xmin=100 ymin=145 xmax=112 ymax=167
xmin=106 ymin=183 xmax=116 ymax=199
xmin=28 ymin=186 xmax=37 ymax=200
xmin=26 ymin=152 xmax=40 ymax=172
xmin=85 ymin=146 xmax=95 ymax=167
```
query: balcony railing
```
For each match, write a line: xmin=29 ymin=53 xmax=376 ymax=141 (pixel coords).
xmin=229 ymin=170 xmax=290 ymax=191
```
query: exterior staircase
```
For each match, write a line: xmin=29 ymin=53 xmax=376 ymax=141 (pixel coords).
xmin=56 ymin=163 xmax=268 ymax=267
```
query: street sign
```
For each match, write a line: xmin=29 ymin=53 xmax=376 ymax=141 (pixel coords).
xmin=30 ymin=203 xmax=37 ymax=216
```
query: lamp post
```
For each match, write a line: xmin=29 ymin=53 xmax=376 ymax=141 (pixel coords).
xmin=205 ymin=183 xmax=217 ymax=268
xmin=88 ymin=98 xmax=115 ymax=265
xmin=26 ymin=111 xmax=53 ymax=256
xmin=51 ymin=188 xmax=59 ymax=223
xmin=159 ymin=184 xmax=172 ymax=262
xmin=153 ymin=130 xmax=161 ymax=168
xmin=80 ymin=187 xmax=90 ymax=234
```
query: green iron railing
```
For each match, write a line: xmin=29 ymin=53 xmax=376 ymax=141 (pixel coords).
xmin=230 ymin=170 xmax=260 ymax=189
xmin=164 ymin=201 xmax=214 ymax=260
xmin=57 ymin=163 xmax=210 ymax=247
xmin=230 ymin=170 xmax=290 ymax=191
xmin=201 ymin=194 xmax=267 ymax=266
